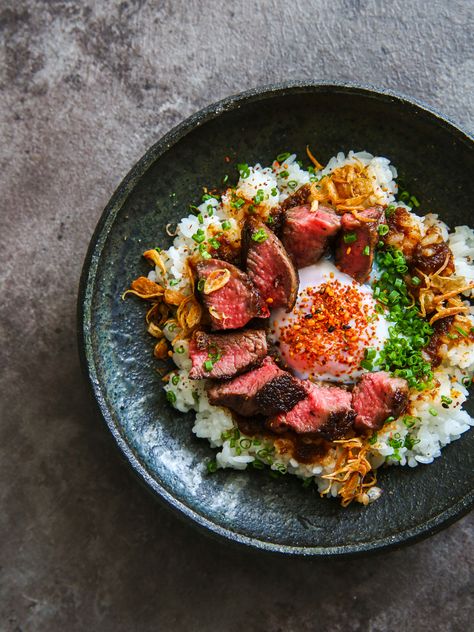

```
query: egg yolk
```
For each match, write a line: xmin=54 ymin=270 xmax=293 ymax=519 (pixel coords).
xmin=270 ymin=262 xmax=389 ymax=383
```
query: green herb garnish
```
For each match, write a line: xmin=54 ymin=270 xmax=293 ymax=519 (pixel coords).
xmin=166 ymin=390 xmax=177 ymax=404
xmin=276 ymin=152 xmax=290 ymax=162
xmin=251 ymin=228 xmax=268 ymax=243
xmin=253 ymin=189 xmax=265 ymax=205
xmin=237 ymin=163 xmax=250 ymax=179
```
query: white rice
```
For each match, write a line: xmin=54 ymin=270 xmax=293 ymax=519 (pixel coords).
xmin=157 ymin=150 xmax=474 ymax=501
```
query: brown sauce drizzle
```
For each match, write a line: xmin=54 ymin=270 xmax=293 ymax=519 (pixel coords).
xmin=233 ymin=413 xmax=334 ymax=465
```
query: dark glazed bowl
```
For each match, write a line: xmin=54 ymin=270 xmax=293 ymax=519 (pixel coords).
xmin=78 ymin=82 xmax=474 ymax=556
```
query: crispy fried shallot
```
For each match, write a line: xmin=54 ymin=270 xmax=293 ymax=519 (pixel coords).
xmin=203 ymin=268 xmax=231 ymax=294
xmin=309 ymin=161 xmax=382 ymax=216
xmin=414 ymin=252 xmax=474 ymax=325
xmin=321 ymin=437 xmax=378 ymax=507
xmin=306 ymin=145 xmax=324 ymax=171
xmin=122 ymin=277 xmax=164 ymax=300
xmin=153 ymin=338 xmax=169 ymax=359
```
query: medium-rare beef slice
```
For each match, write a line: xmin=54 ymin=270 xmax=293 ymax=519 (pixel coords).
xmin=188 ymin=329 xmax=267 ymax=379
xmin=195 ymin=259 xmax=269 ymax=330
xmin=335 ymin=206 xmax=384 ymax=283
xmin=352 ymin=371 xmax=409 ymax=431
xmin=268 ymin=381 xmax=355 ymax=440
xmin=242 ymin=216 xmax=299 ymax=311
xmin=282 ymin=203 xmax=341 ymax=268
xmin=206 ymin=356 xmax=306 ymax=417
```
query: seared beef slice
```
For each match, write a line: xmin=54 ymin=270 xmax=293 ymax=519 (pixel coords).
xmin=196 ymin=259 xmax=269 ymax=330
xmin=188 ymin=329 xmax=267 ymax=379
xmin=206 ymin=356 xmax=306 ymax=417
xmin=269 ymin=380 xmax=355 ymax=440
xmin=352 ymin=371 xmax=409 ymax=431
xmin=243 ymin=217 xmax=299 ymax=311
xmin=335 ymin=206 xmax=384 ymax=282
xmin=282 ymin=204 xmax=341 ymax=268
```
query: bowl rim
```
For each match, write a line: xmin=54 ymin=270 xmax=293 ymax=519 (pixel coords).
xmin=77 ymin=81 xmax=474 ymax=556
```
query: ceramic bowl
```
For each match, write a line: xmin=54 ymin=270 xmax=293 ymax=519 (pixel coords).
xmin=78 ymin=83 xmax=474 ymax=555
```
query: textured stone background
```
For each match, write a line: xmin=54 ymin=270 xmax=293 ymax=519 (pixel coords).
xmin=1 ymin=1 xmax=473 ymax=630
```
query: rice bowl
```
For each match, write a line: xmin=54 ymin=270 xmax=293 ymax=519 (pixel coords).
xmin=126 ymin=149 xmax=474 ymax=507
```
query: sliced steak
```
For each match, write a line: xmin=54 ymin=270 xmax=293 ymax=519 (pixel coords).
xmin=206 ymin=356 xmax=306 ymax=417
xmin=268 ymin=380 xmax=355 ymax=440
xmin=188 ymin=329 xmax=267 ymax=379
xmin=335 ymin=206 xmax=384 ymax=282
xmin=195 ymin=259 xmax=269 ymax=330
xmin=280 ymin=183 xmax=311 ymax=212
xmin=352 ymin=371 xmax=409 ymax=432
xmin=282 ymin=203 xmax=341 ymax=268
xmin=242 ymin=216 xmax=299 ymax=311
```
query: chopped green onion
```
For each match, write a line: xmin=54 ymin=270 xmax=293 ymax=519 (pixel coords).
xmin=368 ymin=433 xmax=378 ymax=445
xmin=207 ymin=459 xmax=218 ymax=473
xmin=197 ymin=279 xmax=205 ymax=291
xmin=253 ymin=189 xmax=265 ymax=205
xmin=198 ymin=243 xmax=211 ymax=259
xmin=171 ymin=375 xmax=180 ymax=386
xmin=203 ymin=360 xmax=214 ymax=372
xmin=266 ymin=215 xmax=275 ymax=225
xmin=154 ymin=246 xmax=162 ymax=252
xmin=462 ymin=377 xmax=472 ymax=387
xmin=455 ymin=325 xmax=468 ymax=337
xmin=197 ymin=213 xmax=204 ymax=224
xmin=441 ymin=396 xmax=452 ymax=407
xmin=271 ymin=187 xmax=278 ymax=197
xmin=208 ymin=237 xmax=221 ymax=250
xmin=176 ymin=346 xmax=185 ymax=354
xmin=237 ymin=163 xmax=250 ymax=179
xmin=402 ymin=416 xmax=417 ymax=428
xmin=287 ymin=180 xmax=298 ymax=189
xmin=169 ymin=279 xmax=179 ymax=286
xmin=222 ymin=174 xmax=229 ymax=184
xmin=411 ymin=276 xmax=421 ymax=286
xmin=365 ymin=348 xmax=376 ymax=360
xmin=404 ymin=434 xmax=420 ymax=450
xmin=239 ymin=438 xmax=252 ymax=449
xmin=230 ymin=197 xmax=245 ymax=210
xmin=207 ymin=205 xmax=214 ymax=216
xmin=410 ymin=195 xmax=420 ymax=208
xmin=363 ymin=245 xmax=370 ymax=256
xmin=343 ymin=232 xmax=357 ymax=244
xmin=384 ymin=416 xmax=395 ymax=425
xmin=279 ymin=170 xmax=289 ymax=178
xmin=251 ymin=228 xmax=268 ymax=243
xmin=428 ymin=407 xmax=438 ymax=416
xmin=388 ymin=436 xmax=403 ymax=449
xmin=252 ymin=459 xmax=265 ymax=469
xmin=221 ymin=220 xmax=231 ymax=230
xmin=385 ymin=204 xmax=396 ymax=217
xmin=166 ymin=390 xmax=177 ymax=404
xmin=276 ymin=152 xmax=290 ymax=162
xmin=192 ymin=229 xmax=206 ymax=243
xmin=378 ymin=223 xmax=389 ymax=236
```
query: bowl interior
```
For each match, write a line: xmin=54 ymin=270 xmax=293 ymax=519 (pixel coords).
xmin=81 ymin=86 xmax=474 ymax=554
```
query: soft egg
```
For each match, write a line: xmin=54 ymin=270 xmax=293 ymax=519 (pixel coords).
xmin=269 ymin=260 xmax=389 ymax=383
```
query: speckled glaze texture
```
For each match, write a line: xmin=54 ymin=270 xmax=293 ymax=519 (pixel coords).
xmin=79 ymin=84 xmax=474 ymax=555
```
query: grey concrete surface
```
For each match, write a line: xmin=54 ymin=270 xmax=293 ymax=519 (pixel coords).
xmin=1 ymin=0 xmax=473 ymax=630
